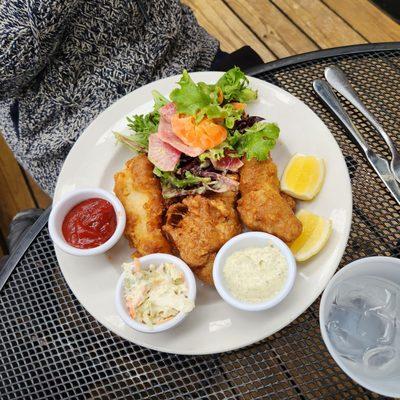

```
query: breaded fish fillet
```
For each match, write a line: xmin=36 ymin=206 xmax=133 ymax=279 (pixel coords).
xmin=239 ymin=157 xmax=280 ymax=192
xmin=237 ymin=157 xmax=302 ymax=243
xmin=280 ymin=192 xmax=296 ymax=211
xmin=163 ymin=192 xmax=242 ymax=285
xmin=114 ymin=154 xmax=171 ymax=256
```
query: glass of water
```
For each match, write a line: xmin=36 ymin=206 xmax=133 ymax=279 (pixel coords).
xmin=320 ymin=257 xmax=400 ymax=398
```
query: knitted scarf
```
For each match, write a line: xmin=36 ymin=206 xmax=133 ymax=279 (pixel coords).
xmin=0 ymin=0 xmax=219 ymax=194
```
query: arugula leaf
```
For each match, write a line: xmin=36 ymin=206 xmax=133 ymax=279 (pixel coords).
xmin=236 ymin=122 xmax=280 ymax=161
xmin=114 ymin=131 xmax=146 ymax=152
xmin=153 ymin=168 xmax=210 ymax=188
xmin=126 ymin=112 xmax=159 ymax=148
xmin=124 ymin=90 xmax=167 ymax=149
xmin=217 ymin=67 xmax=257 ymax=103
xmin=152 ymin=90 xmax=169 ymax=112
xmin=170 ymin=70 xmax=211 ymax=115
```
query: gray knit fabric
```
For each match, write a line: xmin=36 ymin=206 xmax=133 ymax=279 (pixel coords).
xmin=0 ymin=0 xmax=219 ymax=195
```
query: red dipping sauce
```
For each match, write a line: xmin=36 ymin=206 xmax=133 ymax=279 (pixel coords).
xmin=62 ymin=198 xmax=117 ymax=249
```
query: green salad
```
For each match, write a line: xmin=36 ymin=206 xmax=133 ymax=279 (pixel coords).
xmin=115 ymin=67 xmax=279 ymax=198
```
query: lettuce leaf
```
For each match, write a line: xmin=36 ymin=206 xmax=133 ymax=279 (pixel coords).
xmin=223 ymin=103 xmax=245 ymax=129
xmin=195 ymin=103 xmax=244 ymax=126
xmin=153 ymin=168 xmax=211 ymax=188
xmin=152 ymin=90 xmax=169 ymax=112
xmin=236 ymin=122 xmax=279 ymax=161
xmin=155 ymin=168 xmax=239 ymax=198
xmin=169 ymin=69 xmax=249 ymax=128
xmin=198 ymin=82 xmax=219 ymax=104
xmin=226 ymin=129 xmax=242 ymax=148
xmin=199 ymin=142 xmax=231 ymax=163
xmin=217 ymin=67 xmax=257 ymax=102
xmin=170 ymin=70 xmax=211 ymax=115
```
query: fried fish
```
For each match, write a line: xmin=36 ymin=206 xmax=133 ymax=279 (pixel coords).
xmin=114 ymin=154 xmax=171 ymax=256
xmin=163 ymin=191 xmax=241 ymax=285
xmin=237 ymin=157 xmax=302 ymax=243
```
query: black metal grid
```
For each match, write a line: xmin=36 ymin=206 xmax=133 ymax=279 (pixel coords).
xmin=1 ymin=43 xmax=400 ymax=399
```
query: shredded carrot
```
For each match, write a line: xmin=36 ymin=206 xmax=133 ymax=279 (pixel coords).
xmin=217 ymin=87 xmax=224 ymax=104
xmin=171 ymin=114 xmax=227 ymax=150
xmin=196 ymin=118 xmax=227 ymax=149
xmin=133 ymin=258 xmax=141 ymax=272
xmin=232 ymin=102 xmax=246 ymax=110
xmin=212 ymin=117 xmax=224 ymax=124
xmin=171 ymin=114 xmax=195 ymax=146
xmin=128 ymin=303 xmax=136 ymax=318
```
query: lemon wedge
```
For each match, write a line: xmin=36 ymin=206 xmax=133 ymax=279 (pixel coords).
xmin=290 ymin=210 xmax=332 ymax=262
xmin=281 ymin=154 xmax=325 ymax=200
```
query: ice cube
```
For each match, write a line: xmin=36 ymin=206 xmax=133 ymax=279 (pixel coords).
xmin=333 ymin=276 xmax=397 ymax=318
xmin=327 ymin=320 xmax=364 ymax=361
xmin=363 ymin=346 xmax=398 ymax=375
xmin=326 ymin=275 xmax=400 ymax=366
xmin=360 ymin=309 xmax=396 ymax=346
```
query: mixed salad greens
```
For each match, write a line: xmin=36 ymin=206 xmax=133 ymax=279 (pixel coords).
xmin=115 ymin=67 xmax=279 ymax=198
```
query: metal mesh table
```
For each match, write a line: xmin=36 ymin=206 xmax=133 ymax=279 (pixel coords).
xmin=1 ymin=43 xmax=399 ymax=400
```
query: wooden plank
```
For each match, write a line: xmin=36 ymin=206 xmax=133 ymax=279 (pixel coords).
xmin=0 ymin=227 xmax=7 ymax=256
xmin=0 ymin=236 xmax=4 ymax=257
xmin=0 ymin=135 xmax=35 ymax=238
xmin=271 ymin=0 xmax=367 ymax=48
xmin=323 ymin=0 xmax=400 ymax=42
xmin=25 ymin=172 xmax=52 ymax=209
xmin=224 ymin=0 xmax=318 ymax=58
xmin=183 ymin=0 xmax=276 ymax=62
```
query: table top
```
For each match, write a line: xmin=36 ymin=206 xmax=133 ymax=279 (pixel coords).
xmin=1 ymin=0 xmax=400 ymax=255
xmin=1 ymin=43 xmax=399 ymax=400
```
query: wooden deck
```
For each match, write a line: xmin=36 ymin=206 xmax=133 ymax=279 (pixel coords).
xmin=1 ymin=0 xmax=400 ymax=256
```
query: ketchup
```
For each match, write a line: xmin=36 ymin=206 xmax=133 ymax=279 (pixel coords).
xmin=62 ymin=198 xmax=117 ymax=249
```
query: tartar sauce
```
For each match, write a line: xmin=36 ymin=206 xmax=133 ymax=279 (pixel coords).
xmin=223 ymin=245 xmax=288 ymax=303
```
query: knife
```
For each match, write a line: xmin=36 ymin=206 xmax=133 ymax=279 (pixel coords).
xmin=0 ymin=207 xmax=51 ymax=292
xmin=313 ymin=79 xmax=400 ymax=206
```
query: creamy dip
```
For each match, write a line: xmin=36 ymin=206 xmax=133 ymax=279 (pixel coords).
xmin=223 ymin=245 xmax=288 ymax=303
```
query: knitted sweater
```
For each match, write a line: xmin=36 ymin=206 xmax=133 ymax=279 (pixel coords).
xmin=0 ymin=0 xmax=219 ymax=195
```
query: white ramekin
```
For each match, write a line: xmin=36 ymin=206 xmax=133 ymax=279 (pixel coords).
xmin=213 ymin=232 xmax=297 ymax=311
xmin=48 ymin=188 xmax=126 ymax=256
xmin=115 ymin=253 xmax=197 ymax=333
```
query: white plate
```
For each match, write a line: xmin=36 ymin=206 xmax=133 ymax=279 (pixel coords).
xmin=53 ymin=72 xmax=352 ymax=355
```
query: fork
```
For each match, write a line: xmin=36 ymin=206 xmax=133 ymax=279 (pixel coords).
xmin=324 ymin=66 xmax=400 ymax=183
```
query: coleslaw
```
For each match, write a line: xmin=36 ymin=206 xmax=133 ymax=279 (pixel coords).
xmin=122 ymin=259 xmax=194 ymax=326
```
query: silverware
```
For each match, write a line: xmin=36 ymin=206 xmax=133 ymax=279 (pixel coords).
xmin=313 ymin=79 xmax=400 ymax=206
xmin=0 ymin=207 xmax=51 ymax=292
xmin=324 ymin=65 xmax=400 ymax=183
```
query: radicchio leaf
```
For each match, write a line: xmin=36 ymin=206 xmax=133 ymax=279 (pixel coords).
xmin=234 ymin=115 xmax=264 ymax=133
